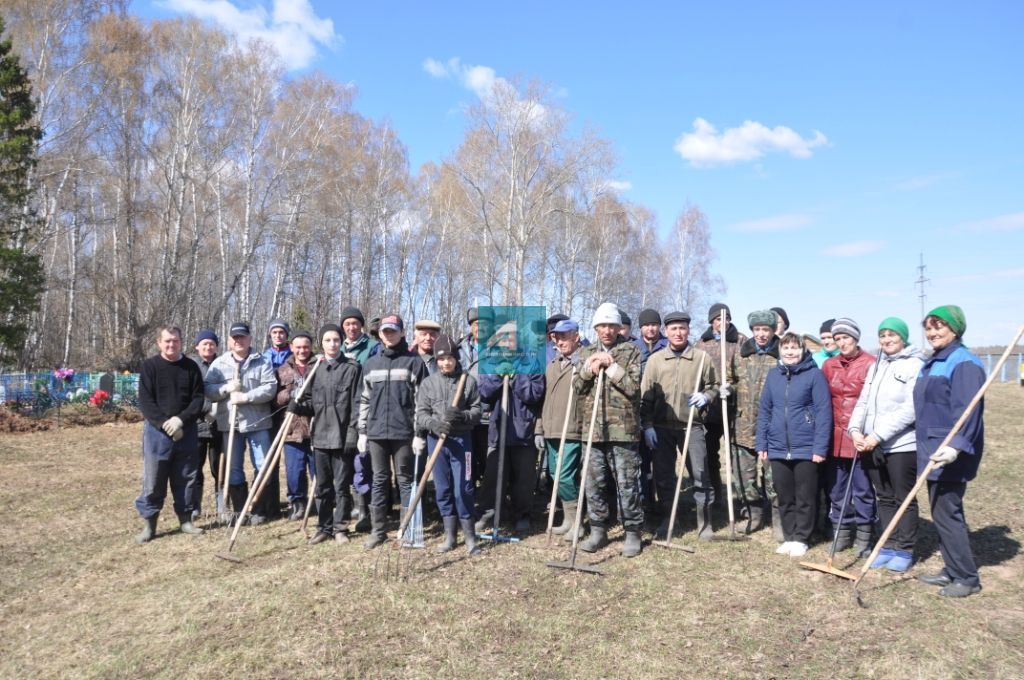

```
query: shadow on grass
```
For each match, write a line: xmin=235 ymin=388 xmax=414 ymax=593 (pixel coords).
xmin=913 ymin=519 xmax=1019 ymax=567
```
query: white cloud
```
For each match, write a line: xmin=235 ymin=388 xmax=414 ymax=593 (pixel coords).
xmin=674 ymin=118 xmax=828 ymax=167
xmin=423 ymin=56 xmax=546 ymax=127
xmin=728 ymin=213 xmax=814 ymax=233
xmin=945 ymin=268 xmax=1024 ymax=284
xmin=955 ymin=211 xmax=1024 ymax=232
xmin=160 ymin=0 xmax=338 ymax=70
xmin=602 ymin=180 xmax=632 ymax=193
xmin=821 ymin=240 xmax=886 ymax=257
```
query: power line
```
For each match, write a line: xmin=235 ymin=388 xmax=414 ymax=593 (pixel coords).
xmin=915 ymin=252 xmax=929 ymax=347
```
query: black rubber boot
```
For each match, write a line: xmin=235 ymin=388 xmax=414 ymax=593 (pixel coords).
xmin=579 ymin=526 xmax=609 ymax=553
xmin=136 ymin=515 xmax=158 ymax=544
xmin=853 ymin=524 xmax=873 ymax=558
xmin=833 ymin=524 xmax=854 ymax=551
xmin=436 ymin=516 xmax=458 ymax=553
xmin=622 ymin=530 xmax=643 ymax=557
xmin=474 ymin=509 xmax=495 ymax=534
xmin=553 ymin=500 xmax=577 ymax=535
xmin=192 ymin=481 xmax=203 ymax=521
xmin=177 ymin=513 xmax=204 ymax=536
xmin=745 ymin=504 xmax=766 ymax=534
xmin=363 ymin=506 xmax=389 ymax=550
xmin=229 ymin=484 xmax=248 ymax=528
xmin=697 ymin=504 xmax=714 ymax=540
xmin=288 ymin=500 xmax=305 ymax=521
xmin=353 ymin=493 xmax=371 ymax=533
xmin=460 ymin=518 xmax=481 ymax=555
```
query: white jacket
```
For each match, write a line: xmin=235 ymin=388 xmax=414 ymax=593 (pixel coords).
xmin=849 ymin=344 xmax=924 ymax=453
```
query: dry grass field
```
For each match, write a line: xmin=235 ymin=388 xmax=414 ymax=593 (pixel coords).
xmin=2 ymin=385 xmax=1022 ymax=679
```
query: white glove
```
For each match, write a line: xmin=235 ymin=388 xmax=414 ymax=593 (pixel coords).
xmin=357 ymin=434 xmax=368 ymax=454
xmin=930 ymin=445 xmax=959 ymax=467
xmin=412 ymin=436 xmax=426 ymax=455
xmin=161 ymin=416 xmax=183 ymax=438
xmin=719 ymin=384 xmax=732 ymax=399
xmin=229 ymin=391 xmax=249 ymax=405
xmin=225 ymin=378 xmax=241 ymax=393
xmin=534 ymin=434 xmax=546 ymax=451
xmin=643 ymin=427 xmax=658 ymax=450
xmin=688 ymin=392 xmax=708 ymax=408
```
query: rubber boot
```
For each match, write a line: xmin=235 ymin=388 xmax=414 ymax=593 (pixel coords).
xmin=553 ymin=501 xmax=577 ymax=535
xmin=579 ymin=525 xmax=609 ymax=553
xmin=436 ymin=516 xmax=458 ymax=553
xmin=353 ymin=493 xmax=371 ymax=533
xmin=852 ymin=524 xmax=873 ymax=558
xmin=229 ymin=484 xmax=248 ymax=528
xmin=745 ymin=503 xmax=765 ymax=534
xmin=622 ymin=529 xmax=643 ymax=557
xmin=654 ymin=510 xmax=676 ymax=540
xmin=771 ymin=503 xmax=784 ymax=543
xmin=177 ymin=513 xmax=204 ymax=536
xmin=697 ymin=504 xmax=714 ymax=540
xmin=248 ymin=485 xmax=267 ymax=526
xmin=192 ymin=481 xmax=203 ymax=521
xmin=363 ymin=505 xmax=388 ymax=550
xmin=460 ymin=518 xmax=481 ymax=555
xmin=136 ymin=515 xmax=158 ymax=544
xmin=833 ymin=524 xmax=854 ymax=551
xmin=288 ymin=500 xmax=305 ymax=521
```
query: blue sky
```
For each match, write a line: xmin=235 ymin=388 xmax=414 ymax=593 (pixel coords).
xmin=144 ymin=1 xmax=1023 ymax=348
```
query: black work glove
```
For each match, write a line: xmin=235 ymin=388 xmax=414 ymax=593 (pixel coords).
xmin=871 ymin=448 xmax=886 ymax=468
xmin=437 ymin=420 xmax=452 ymax=436
xmin=286 ymin=399 xmax=303 ymax=415
xmin=444 ymin=405 xmax=462 ymax=425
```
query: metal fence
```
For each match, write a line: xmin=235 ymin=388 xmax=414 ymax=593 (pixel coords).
xmin=1 ymin=372 xmax=140 ymax=415
xmin=981 ymin=354 xmax=1024 ymax=384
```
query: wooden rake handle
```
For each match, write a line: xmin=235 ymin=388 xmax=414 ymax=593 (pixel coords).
xmin=664 ymin=352 xmax=707 ymax=543
xmin=854 ymin=324 xmax=1024 ymax=586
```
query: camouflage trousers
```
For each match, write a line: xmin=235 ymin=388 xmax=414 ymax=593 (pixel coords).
xmin=585 ymin=442 xmax=644 ymax=531
xmin=733 ymin=444 xmax=776 ymax=505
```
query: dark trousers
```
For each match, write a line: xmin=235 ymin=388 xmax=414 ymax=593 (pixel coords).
xmin=863 ymin=450 xmax=918 ymax=552
xmin=928 ymin=480 xmax=979 ymax=587
xmin=284 ymin=441 xmax=315 ymax=502
xmin=653 ymin=424 xmax=712 ymax=509
xmin=470 ymin=423 xmax=490 ymax=483
xmin=314 ymin=447 xmax=355 ymax=535
xmin=191 ymin=434 xmax=223 ymax=510
xmin=638 ymin=438 xmax=655 ymax=505
xmin=827 ymin=457 xmax=876 ymax=525
xmin=704 ymin=416 xmax=725 ymax=495
xmin=770 ymin=459 xmax=819 ymax=544
xmin=478 ymin=444 xmax=537 ymax=520
xmin=135 ymin=421 xmax=198 ymax=519
xmin=430 ymin=433 xmax=475 ymax=519
xmin=368 ymin=439 xmax=413 ymax=509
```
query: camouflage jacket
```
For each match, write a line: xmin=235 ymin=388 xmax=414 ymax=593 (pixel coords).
xmin=695 ymin=323 xmax=747 ymax=425
xmin=733 ymin=337 xmax=779 ymax=449
xmin=573 ymin=336 xmax=641 ymax=443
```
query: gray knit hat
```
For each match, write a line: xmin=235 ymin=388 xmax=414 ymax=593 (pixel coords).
xmin=747 ymin=309 xmax=776 ymax=329
xmin=830 ymin=317 xmax=861 ymax=342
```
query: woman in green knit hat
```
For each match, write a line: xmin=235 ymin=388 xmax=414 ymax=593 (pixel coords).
xmin=850 ymin=317 xmax=925 ymax=572
xmin=913 ymin=305 xmax=987 ymax=597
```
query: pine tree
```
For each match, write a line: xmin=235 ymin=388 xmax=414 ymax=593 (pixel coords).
xmin=0 ymin=14 xmax=44 ymax=366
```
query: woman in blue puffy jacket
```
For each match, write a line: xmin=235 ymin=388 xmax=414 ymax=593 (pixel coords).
xmin=756 ymin=332 xmax=833 ymax=557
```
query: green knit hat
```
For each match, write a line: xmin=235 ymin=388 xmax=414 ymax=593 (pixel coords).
xmin=878 ymin=317 xmax=909 ymax=343
xmin=747 ymin=309 xmax=777 ymax=329
xmin=926 ymin=305 xmax=967 ymax=337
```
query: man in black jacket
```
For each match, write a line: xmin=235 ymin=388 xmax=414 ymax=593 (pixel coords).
xmin=357 ymin=314 xmax=430 ymax=548
xmin=189 ymin=329 xmax=222 ymax=520
xmin=135 ymin=325 xmax=206 ymax=543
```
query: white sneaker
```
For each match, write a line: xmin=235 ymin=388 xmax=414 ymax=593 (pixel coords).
xmin=788 ymin=542 xmax=808 ymax=557
xmin=775 ymin=541 xmax=794 ymax=555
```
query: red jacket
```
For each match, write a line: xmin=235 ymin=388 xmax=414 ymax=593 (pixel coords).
xmin=822 ymin=349 xmax=876 ymax=459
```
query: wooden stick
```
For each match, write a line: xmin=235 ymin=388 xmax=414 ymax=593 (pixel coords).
xmin=562 ymin=368 xmax=605 ymax=565
xmin=223 ymin=358 xmax=322 ymax=553
xmin=854 ymin=324 xmax=1024 ymax=587
xmin=661 ymin=353 xmax=706 ymax=545
xmin=719 ymin=310 xmax=738 ymax=533
xmin=545 ymin=368 xmax=577 ymax=544
xmin=221 ymin=363 xmax=240 ymax=512
xmin=395 ymin=373 xmax=469 ymax=541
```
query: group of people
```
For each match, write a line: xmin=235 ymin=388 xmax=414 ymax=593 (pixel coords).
xmin=134 ymin=301 xmax=988 ymax=597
